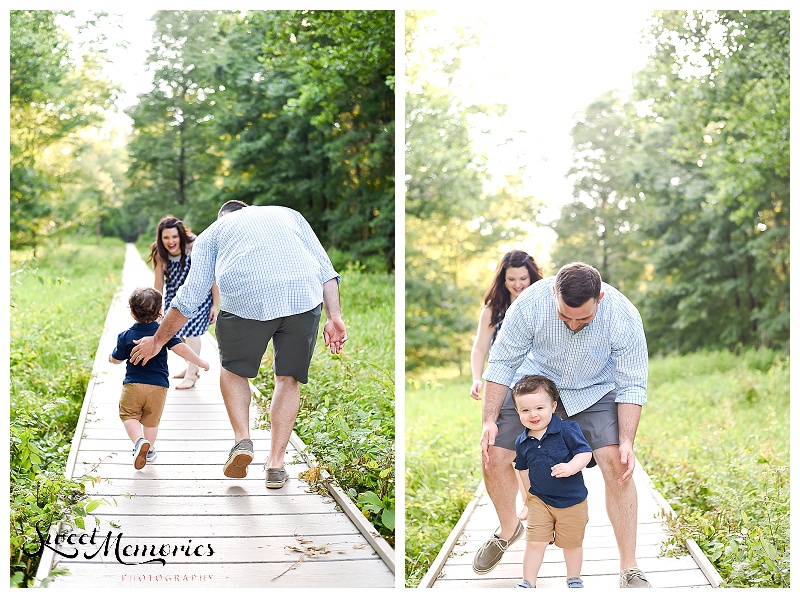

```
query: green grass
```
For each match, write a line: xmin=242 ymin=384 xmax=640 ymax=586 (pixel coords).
xmin=637 ymin=349 xmax=789 ymax=587
xmin=404 ymin=349 xmax=790 ymax=588
xmin=10 ymin=236 xmax=127 ymax=586
xmin=404 ymin=379 xmax=483 ymax=587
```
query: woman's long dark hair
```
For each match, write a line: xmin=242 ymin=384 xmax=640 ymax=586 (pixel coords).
xmin=483 ymin=250 xmax=543 ymax=327
xmin=147 ymin=215 xmax=195 ymax=282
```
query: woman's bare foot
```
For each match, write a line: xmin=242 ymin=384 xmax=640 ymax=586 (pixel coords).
xmin=176 ymin=373 xmax=198 ymax=389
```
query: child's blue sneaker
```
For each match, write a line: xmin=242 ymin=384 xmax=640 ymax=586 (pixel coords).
xmin=132 ymin=438 xmax=150 ymax=470
xmin=515 ymin=580 xmax=534 ymax=588
xmin=567 ymin=577 xmax=584 ymax=588
xmin=146 ymin=449 xmax=157 ymax=463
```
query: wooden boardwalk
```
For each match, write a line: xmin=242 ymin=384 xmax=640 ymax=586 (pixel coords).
xmin=421 ymin=460 xmax=722 ymax=589
xmin=35 ymin=244 xmax=394 ymax=588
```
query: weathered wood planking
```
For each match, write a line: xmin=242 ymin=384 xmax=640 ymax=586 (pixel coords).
xmin=422 ymin=461 xmax=721 ymax=589
xmin=35 ymin=244 xmax=394 ymax=588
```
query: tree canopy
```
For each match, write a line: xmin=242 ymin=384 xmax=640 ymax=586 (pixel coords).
xmin=11 ymin=10 xmax=395 ymax=271
xmin=551 ymin=10 xmax=789 ymax=353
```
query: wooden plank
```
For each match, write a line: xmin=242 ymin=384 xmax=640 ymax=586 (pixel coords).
xmin=433 ymin=568 xmax=712 ymax=589
xmin=45 ymin=533 xmax=384 ymax=566
xmin=426 ymin=458 xmax=719 ymax=589
xmin=86 ymin=495 xmax=345 ymax=517
xmin=72 ymin=450 xmax=303 ymax=465
xmin=43 ymin=561 xmax=395 ymax=588
xmin=82 ymin=479 xmax=313 ymax=496
xmin=51 ymin=514 xmax=375 ymax=537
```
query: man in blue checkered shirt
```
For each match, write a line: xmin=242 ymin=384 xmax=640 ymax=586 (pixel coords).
xmin=131 ymin=201 xmax=347 ymax=490
xmin=472 ymin=262 xmax=652 ymax=588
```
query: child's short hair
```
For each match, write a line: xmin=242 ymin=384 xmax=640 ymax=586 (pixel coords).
xmin=511 ymin=375 xmax=560 ymax=409
xmin=129 ymin=287 xmax=162 ymax=323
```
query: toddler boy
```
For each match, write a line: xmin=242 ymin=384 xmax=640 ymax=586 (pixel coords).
xmin=109 ymin=287 xmax=209 ymax=469
xmin=512 ymin=375 xmax=592 ymax=589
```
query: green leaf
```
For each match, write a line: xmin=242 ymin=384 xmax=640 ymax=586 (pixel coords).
xmin=381 ymin=507 xmax=395 ymax=531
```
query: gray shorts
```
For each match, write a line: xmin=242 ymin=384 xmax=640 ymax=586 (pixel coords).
xmin=215 ymin=305 xmax=321 ymax=382
xmin=494 ymin=388 xmax=619 ymax=451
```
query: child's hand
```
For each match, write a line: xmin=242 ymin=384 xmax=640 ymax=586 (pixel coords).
xmin=551 ymin=462 xmax=574 ymax=478
xmin=199 ymin=360 xmax=210 ymax=372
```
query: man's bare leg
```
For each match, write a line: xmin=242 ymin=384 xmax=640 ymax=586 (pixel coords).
xmin=266 ymin=375 xmax=300 ymax=469
xmin=482 ymin=445 xmax=521 ymax=540
xmin=594 ymin=444 xmax=639 ymax=570
xmin=219 ymin=366 xmax=252 ymax=442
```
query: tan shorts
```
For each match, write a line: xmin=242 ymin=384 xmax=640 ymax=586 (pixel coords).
xmin=119 ymin=383 xmax=168 ymax=427
xmin=525 ymin=494 xmax=589 ymax=549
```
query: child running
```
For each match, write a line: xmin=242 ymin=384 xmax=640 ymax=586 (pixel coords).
xmin=512 ymin=375 xmax=592 ymax=589
xmin=109 ymin=287 xmax=209 ymax=469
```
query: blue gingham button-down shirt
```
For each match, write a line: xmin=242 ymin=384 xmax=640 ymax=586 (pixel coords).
xmin=171 ymin=206 xmax=340 ymax=322
xmin=484 ymin=277 xmax=648 ymax=416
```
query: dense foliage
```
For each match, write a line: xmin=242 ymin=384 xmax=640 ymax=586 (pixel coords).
xmin=405 ymin=349 xmax=789 ymax=587
xmin=552 ymin=10 xmax=789 ymax=353
xmin=10 ymin=10 xmax=119 ymax=248
xmin=11 ymin=10 xmax=395 ymax=271
xmin=10 ymin=238 xmax=126 ymax=586
xmin=122 ymin=10 xmax=395 ymax=269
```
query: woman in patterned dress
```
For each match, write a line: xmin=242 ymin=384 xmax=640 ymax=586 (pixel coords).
xmin=469 ymin=249 xmax=543 ymax=518
xmin=148 ymin=215 xmax=219 ymax=389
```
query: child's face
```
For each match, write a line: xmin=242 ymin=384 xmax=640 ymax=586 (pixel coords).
xmin=515 ymin=389 xmax=557 ymax=435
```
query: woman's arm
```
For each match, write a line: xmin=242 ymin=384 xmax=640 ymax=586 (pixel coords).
xmin=470 ymin=305 xmax=495 ymax=400
xmin=152 ymin=254 xmax=164 ymax=294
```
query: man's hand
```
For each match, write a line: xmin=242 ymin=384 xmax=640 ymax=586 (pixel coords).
xmin=323 ymin=315 xmax=347 ymax=354
xmin=130 ymin=336 xmax=161 ymax=366
xmin=618 ymin=440 xmax=636 ymax=484
xmin=480 ymin=421 xmax=499 ymax=467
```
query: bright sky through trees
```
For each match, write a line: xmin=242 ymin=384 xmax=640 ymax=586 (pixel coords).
xmin=416 ymin=8 xmax=654 ymax=261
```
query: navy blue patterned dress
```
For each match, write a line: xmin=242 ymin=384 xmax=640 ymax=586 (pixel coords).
xmin=163 ymin=253 xmax=213 ymax=338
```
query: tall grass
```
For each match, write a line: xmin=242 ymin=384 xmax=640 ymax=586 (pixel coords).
xmin=404 ymin=349 xmax=790 ymax=588
xmin=637 ymin=349 xmax=789 ymax=587
xmin=10 ymin=237 xmax=126 ymax=586
xmin=404 ymin=380 xmax=482 ymax=586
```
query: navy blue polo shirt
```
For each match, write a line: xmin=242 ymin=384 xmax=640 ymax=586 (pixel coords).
xmin=514 ymin=415 xmax=592 ymax=508
xmin=112 ymin=322 xmax=183 ymax=388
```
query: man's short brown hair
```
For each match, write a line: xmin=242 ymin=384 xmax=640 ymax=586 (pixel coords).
xmin=129 ymin=287 xmax=162 ymax=323
xmin=217 ymin=200 xmax=249 ymax=218
xmin=511 ymin=375 xmax=560 ymax=409
xmin=554 ymin=262 xmax=602 ymax=308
